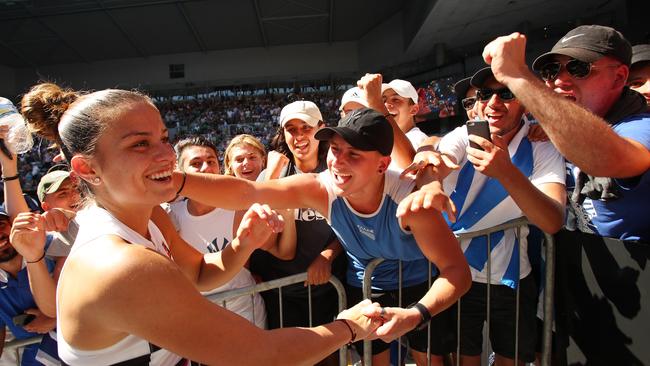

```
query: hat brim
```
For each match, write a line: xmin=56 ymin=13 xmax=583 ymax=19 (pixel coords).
xmin=38 ymin=175 xmax=70 ymax=202
xmin=280 ymin=112 xmax=320 ymax=127
xmin=339 ymin=98 xmax=368 ymax=111
xmin=314 ymin=127 xmax=377 ymax=152
xmin=453 ymin=77 xmax=472 ymax=99
xmin=631 ymin=45 xmax=650 ymax=66
xmin=532 ymin=48 xmax=603 ymax=71
xmin=469 ymin=67 xmax=495 ymax=88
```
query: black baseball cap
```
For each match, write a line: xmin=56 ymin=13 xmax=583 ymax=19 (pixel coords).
xmin=314 ymin=108 xmax=393 ymax=156
xmin=631 ymin=44 xmax=650 ymax=67
xmin=453 ymin=77 xmax=473 ymax=99
xmin=469 ymin=67 xmax=496 ymax=88
xmin=533 ymin=25 xmax=632 ymax=71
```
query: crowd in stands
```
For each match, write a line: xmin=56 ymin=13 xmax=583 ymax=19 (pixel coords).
xmin=156 ymin=91 xmax=343 ymax=155
xmin=0 ymin=24 xmax=648 ymax=366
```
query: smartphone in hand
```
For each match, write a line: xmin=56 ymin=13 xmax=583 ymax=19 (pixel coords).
xmin=12 ymin=313 xmax=36 ymax=327
xmin=466 ymin=120 xmax=491 ymax=150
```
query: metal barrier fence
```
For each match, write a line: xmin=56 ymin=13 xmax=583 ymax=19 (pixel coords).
xmin=3 ymin=273 xmax=349 ymax=366
xmin=5 ymin=218 xmax=555 ymax=366
xmin=362 ymin=217 xmax=555 ymax=366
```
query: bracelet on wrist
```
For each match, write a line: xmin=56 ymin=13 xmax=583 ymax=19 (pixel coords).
xmin=176 ymin=171 xmax=187 ymax=196
xmin=334 ymin=319 xmax=356 ymax=345
xmin=409 ymin=302 xmax=432 ymax=331
xmin=26 ymin=251 xmax=46 ymax=264
xmin=1 ymin=174 xmax=19 ymax=182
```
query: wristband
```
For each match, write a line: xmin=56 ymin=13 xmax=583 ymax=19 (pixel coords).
xmin=176 ymin=171 xmax=187 ymax=196
xmin=1 ymin=174 xmax=19 ymax=182
xmin=26 ymin=251 xmax=46 ymax=264
xmin=409 ymin=302 xmax=432 ymax=331
xmin=171 ymin=171 xmax=187 ymax=201
xmin=334 ymin=319 xmax=356 ymax=345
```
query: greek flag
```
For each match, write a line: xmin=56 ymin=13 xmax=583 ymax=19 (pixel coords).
xmin=444 ymin=137 xmax=533 ymax=288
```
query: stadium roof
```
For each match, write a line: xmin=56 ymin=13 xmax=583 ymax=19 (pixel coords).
xmin=0 ymin=0 xmax=627 ymax=70
xmin=0 ymin=0 xmax=405 ymax=68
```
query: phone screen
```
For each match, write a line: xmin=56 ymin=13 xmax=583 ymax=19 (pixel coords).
xmin=12 ymin=314 xmax=36 ymax=327
xmin=466 ymin=120 xmax=491 ymax=150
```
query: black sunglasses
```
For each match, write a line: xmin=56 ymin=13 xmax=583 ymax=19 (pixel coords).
xmin=539 ymin=59 xmax=621 ymax=81
xmin=461 ymin=97 xmax=477 ymax=111
xmin=476 ymin=88 xmax=515 ymax=102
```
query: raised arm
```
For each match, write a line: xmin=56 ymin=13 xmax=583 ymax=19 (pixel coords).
xmin=357 ymin=73 xmax=416 ymax=169
xmin=482 ymin=33 xmax=650 ymax=178
xmin=0 ymin=126 xmax=30 ymax=218
xmin=9 ymin=212 xmax=58 ymax=316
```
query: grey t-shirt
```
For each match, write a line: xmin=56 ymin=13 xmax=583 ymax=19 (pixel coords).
xmin=45 ymin=219 xmax=79 ymax=258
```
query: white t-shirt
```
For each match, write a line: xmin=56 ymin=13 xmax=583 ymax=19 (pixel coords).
xmin=438 ymin=119 xmax=565 ymax=284
xmin=405 ymin=126 xmax=428 ymax=149
xmin=167 ymin=200 xmax=267 ymax=328
xmin=389 ymin=126 xmax=429 ymax=171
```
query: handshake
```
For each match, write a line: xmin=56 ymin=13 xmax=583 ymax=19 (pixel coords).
xmin=337 ymin=299 xmax=428 ymax=344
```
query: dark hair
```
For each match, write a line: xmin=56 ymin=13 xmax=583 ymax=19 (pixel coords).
xmin=174 ymin=136 xmax=219 ymax=169
xmin=21 ymin=83 xmax=80 ymax=146
xmin=22 ymin=82 xmax=154 ymax=203
xmin=270 ymin=121 xmax=329 ymax=167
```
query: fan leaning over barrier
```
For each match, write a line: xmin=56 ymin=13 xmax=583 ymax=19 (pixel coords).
xmin=178 ymin=107 xmax=472 ymax=366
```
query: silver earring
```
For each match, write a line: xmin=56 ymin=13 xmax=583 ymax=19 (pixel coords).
xmin=92 ymin=177 xmax=101 ymax=184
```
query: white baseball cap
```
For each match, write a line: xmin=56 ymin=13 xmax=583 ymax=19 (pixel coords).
xmin=279 ymin=100 xmax=323 ymax=127
xmin=339 ymin=87 xmax=368 ymax=111
xmin=381 ymin=79 xmax=418 ymax=104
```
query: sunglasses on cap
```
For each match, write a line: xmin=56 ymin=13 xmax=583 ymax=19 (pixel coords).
xmin=539 ymin=59 xmax=621 ymax=82
xmin=461 ymin=97 xmax=477 ymax=111
xmin=476 ymin=88 xmax=515 ymax=102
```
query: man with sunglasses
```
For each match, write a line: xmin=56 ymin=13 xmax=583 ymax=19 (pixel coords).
xmin=478 ymin=25 xmax=650 ymax=364
xmin=481 ymin=25 xmax=649 ymax=243
xmin=410 ymin=66 xmax=566 ymax=366
xmin=453 ymin=76 xmax=479 ymax=120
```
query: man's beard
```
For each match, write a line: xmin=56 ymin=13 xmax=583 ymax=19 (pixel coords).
xmin=0 ymin=241 xmax=18 ymax=263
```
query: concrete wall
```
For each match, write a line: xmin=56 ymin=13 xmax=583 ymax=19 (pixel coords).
xmin=13 ymin=41 xmax=360 ymax=94
xmin=357 ymin=12 xmax=410 ymax=73
xmin=0 ymin=65 xmax=16 ymax=99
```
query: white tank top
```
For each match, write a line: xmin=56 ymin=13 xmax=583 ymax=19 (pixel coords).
xmin=57 ymin=205 xmax=187 ymax=366
xmin=167 ymin=200 xmax=267 ymax=328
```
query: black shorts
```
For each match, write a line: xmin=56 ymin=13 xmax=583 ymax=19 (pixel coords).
xmin=454 ymin=275 xmax=537 ymax=362
xmin=261 ymin=282 xmax=341 ymax=329
xmin=346 ymin=279 xmax=455 ymax=356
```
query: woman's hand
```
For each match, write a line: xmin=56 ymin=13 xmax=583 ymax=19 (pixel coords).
xmin=336 ymin=299 xmax=382 ymax=341
xmin=235 ymin=203 xmax=284 ymax=251
xmin=9 ymin=212 xmax=47 ymax=262
xmin=0 ymin=125 xmax=17 ymax=170
xmin=397 ymin=181 xmax=456 ymax=222
xmin=362 ymin=305 xmax=422 ymax=343
xmin=400 ymin=150 xmax=459 ymax=180
xmin=22 ymin=308 xmax=56 ymax=334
